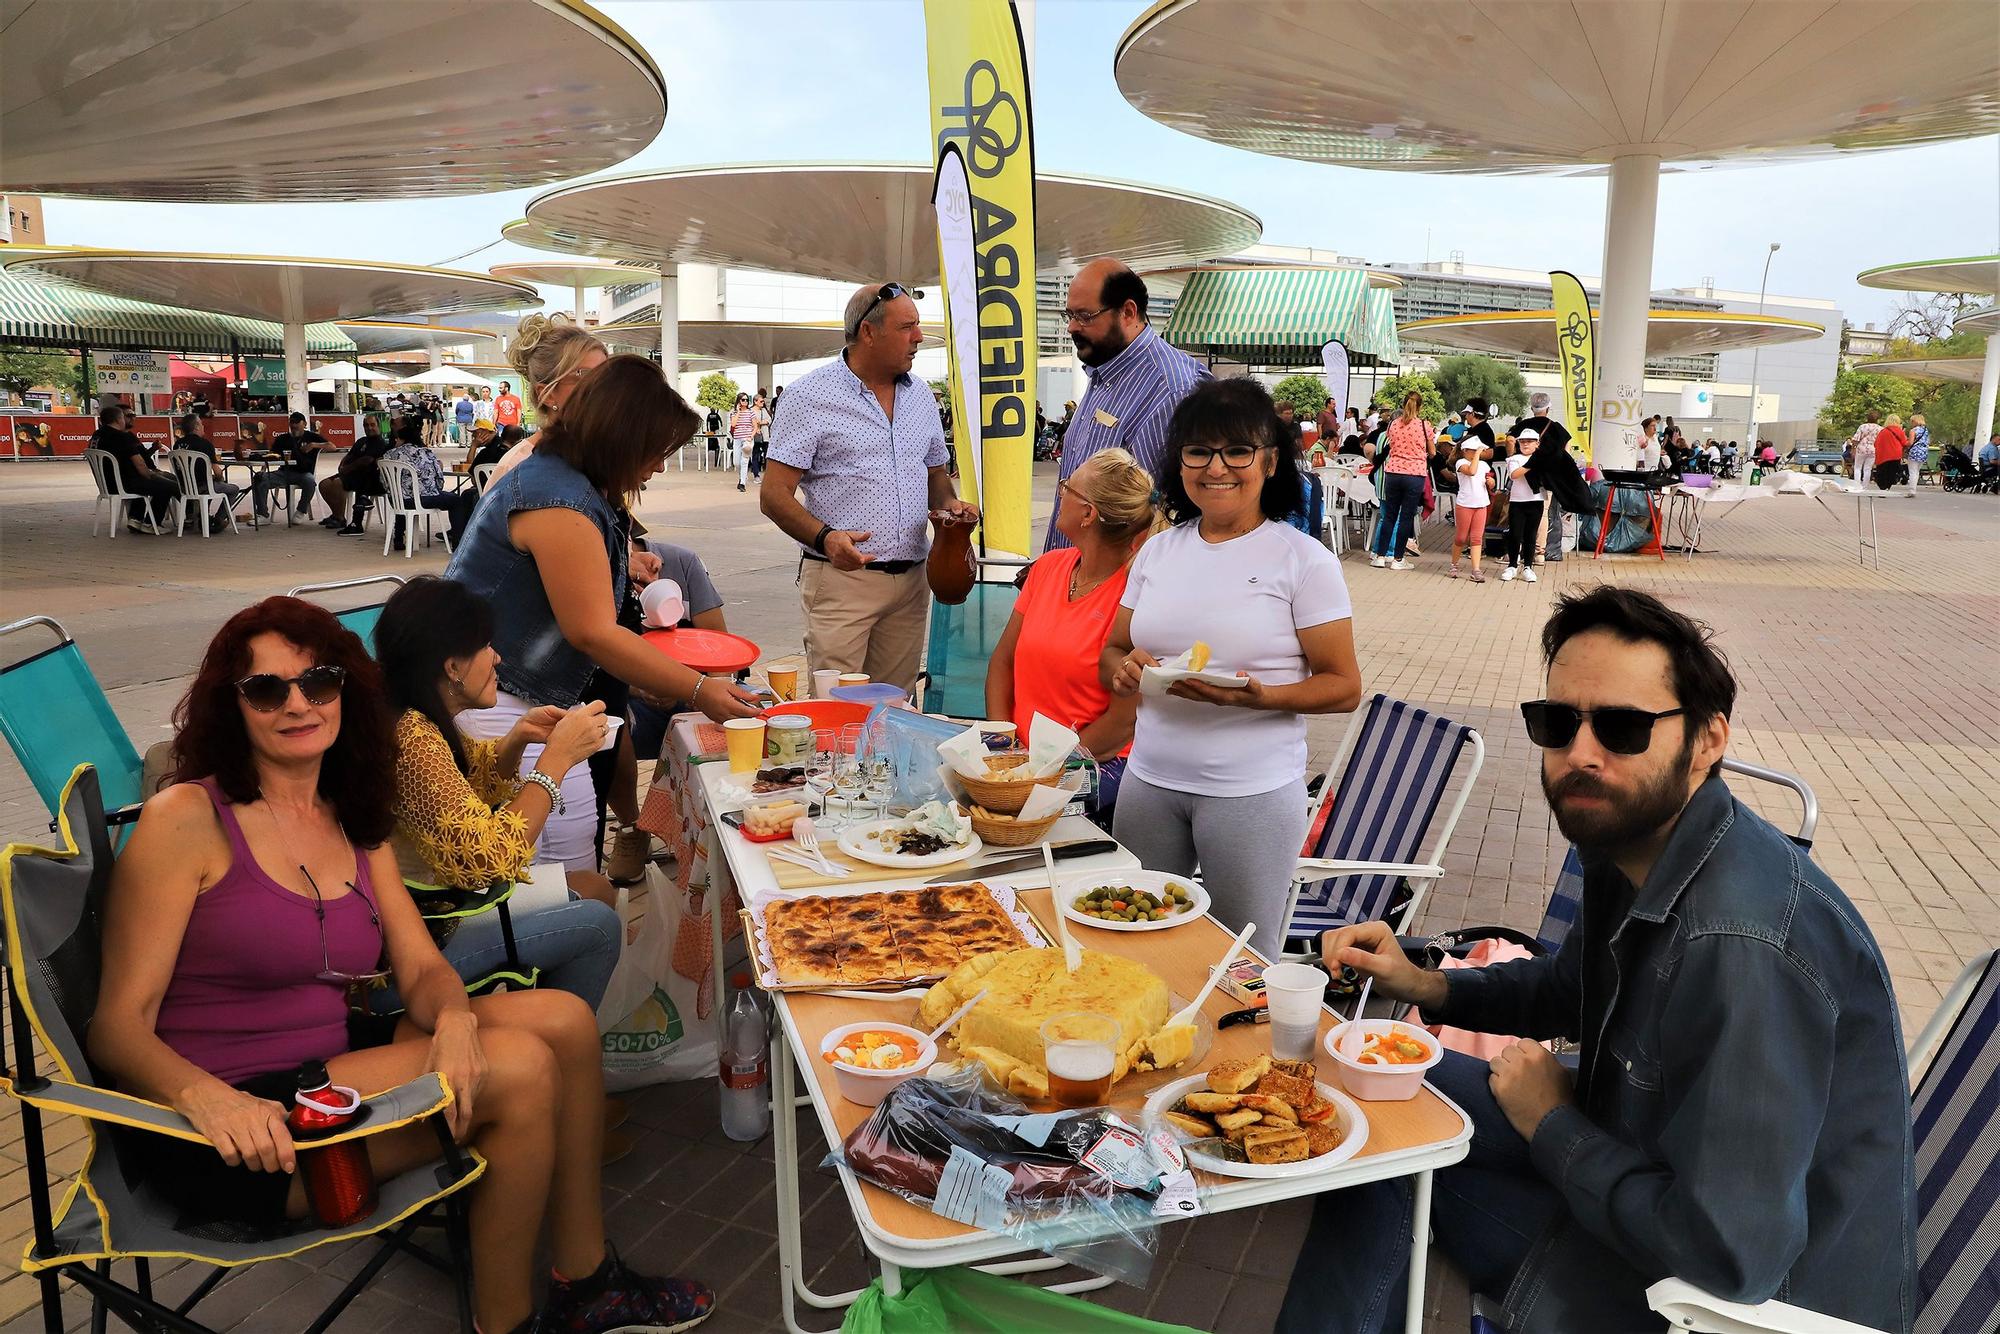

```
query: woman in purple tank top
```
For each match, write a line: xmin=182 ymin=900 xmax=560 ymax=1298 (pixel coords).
xmin=91 ymin=598 xmax=717 ymax=1334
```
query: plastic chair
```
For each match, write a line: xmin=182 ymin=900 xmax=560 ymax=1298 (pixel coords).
xmin=1648 ymin=947 xmax=1997 ymax=1334
xmin=1280 ymin=693 xmax=1485 ymax=949
xmin=84 ymin=448 xmax=161 ymax=537
xmin=0 ymin=766 xmax=484 ymax=1334
xmin=0 ymin=616 xmax=145 ymax=831
xmin=288 ymin=576 xmax=408 ymax=653
xmin=378 ymin=459 xmax=438 ymax=558
xmin=470 ymin=461 xmax=497 ymax=493
xmin=166 ymin=449 xmax=240 ymax=538
xmin=916 ymin=558 xmax=1031 ymax=719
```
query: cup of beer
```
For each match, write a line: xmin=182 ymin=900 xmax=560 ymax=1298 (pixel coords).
xmin=838 ymin=672 xmax=871 ymax=690
xmin=767 ymin=662 xmax=800 ymax=702
xmin=723 ymin=717 xmax=767 ymax=773
xmin=1041 ymin=1012 xmax=1121 ymax=1108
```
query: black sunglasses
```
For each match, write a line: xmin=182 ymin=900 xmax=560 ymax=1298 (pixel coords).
xmin=1180 ymin=443 xmax=1271 ymax=470
xmin=301 ymin=865 xmax=389 ymax=1003
xmin=847 ymin=282 xmax=924 ymax=338
xmin=236 ymin=665 xmax=347 ymax=712
xmin=1521 ymin=701 xmax=1686 ymax=755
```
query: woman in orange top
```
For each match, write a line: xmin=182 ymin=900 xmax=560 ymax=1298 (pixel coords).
xmin=986 ymin=448 xmax=1156 ymax=827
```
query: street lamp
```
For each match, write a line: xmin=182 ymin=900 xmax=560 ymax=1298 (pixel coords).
xmin=1744 ymin=242 xmax=1781 ymax=456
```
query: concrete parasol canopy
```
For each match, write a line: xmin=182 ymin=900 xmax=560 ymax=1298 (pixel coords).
xmin=1 ymin=0 xmax=666 ymax=202
xmin=1400 ymin=309 xmax=1824 ymax=361
xmin=488 ymin=261 xmax=658 ymax=327
xmin=1115 ymin=0 xmax=2000 ymax=468
xmin=7 ymin=252 xmax=537 ymax=416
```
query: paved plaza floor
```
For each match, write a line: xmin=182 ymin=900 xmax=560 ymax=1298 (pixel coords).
xmin=0 ymin=457 xmax=1993 ymax=1332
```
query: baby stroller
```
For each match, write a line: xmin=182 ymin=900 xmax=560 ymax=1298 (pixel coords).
xmin=1940 ymin=446 xmax=1986 ymax=493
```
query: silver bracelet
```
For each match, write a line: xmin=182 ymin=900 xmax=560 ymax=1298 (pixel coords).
xmin=523 ymin=769 xmax=564 ymax=814
xmin=690 ymin=673 xmax=709 ymax=706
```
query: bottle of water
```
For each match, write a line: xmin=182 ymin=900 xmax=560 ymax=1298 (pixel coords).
xmin=719 ymin=975 xmax=772 ymax=1142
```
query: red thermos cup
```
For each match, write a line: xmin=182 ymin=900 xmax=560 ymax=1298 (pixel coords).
xmin=288 ymin=1060 xmax=377 ymax=1227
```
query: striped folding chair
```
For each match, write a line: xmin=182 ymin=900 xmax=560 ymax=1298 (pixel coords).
xmin=1280 ymin=693 xmax=1484 ymax=950
xmin=1648 ymin=947 xmax=1998 ymax=1334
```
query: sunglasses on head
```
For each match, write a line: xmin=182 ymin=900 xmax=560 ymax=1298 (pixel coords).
xmin=847 ymin=282 xmax=924 ymax=338
xmin=236 ymin=665 xmax=346 ymax=712
xmin=1521 ymin=701 xmax=1686 ymax=755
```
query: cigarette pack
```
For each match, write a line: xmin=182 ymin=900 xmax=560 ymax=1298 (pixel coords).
xmin=1218 ymin=956 xmax=1269 ymax=1007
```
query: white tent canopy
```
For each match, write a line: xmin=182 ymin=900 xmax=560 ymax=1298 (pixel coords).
xmin=396 ymin=365 xmax=502 ymax=388
xmin=307 ymin=360 xmax=396 ymax=382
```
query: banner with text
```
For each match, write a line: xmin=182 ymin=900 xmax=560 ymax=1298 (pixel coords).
xmin=92 ymin=350 xmax=171 ymax=397
xmin=924 ymin=0 xmax=1036 ymax=556
xmin=932 ymin=147 xmax=984 ymax=530
xmin=1549 ymin=271 xmax=1594 ymax=463
xmin=1320 ymin=339 xmax=1350 ymax=427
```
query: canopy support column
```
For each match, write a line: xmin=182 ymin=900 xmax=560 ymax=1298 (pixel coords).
xmin=1594 ymin=153 xmax=1660 ymax=473
xmin=278 ymin=266 xmax=309 ymax=419
xmin=755 ymin=359 xmax=774 ymax=400
xmin=1977 ymin=337 xmax=2000 ymax=460
xmin=574 ymin=281 xmax=588 ymax=324
xmin=659 ymin=263 xmax=680 ymax=389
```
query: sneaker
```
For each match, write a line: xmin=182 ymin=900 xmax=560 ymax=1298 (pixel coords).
xmin=736 ymin=483 xmax=746 ymax=493
xmin=319 ymin=515 xmax=344 ymax=529
xmin=605 ymin=822 xmax=650 ymax=884
xmin=1368 ymin=555 xmax=1387 ymax=568
xmin=1389 ymin=559 xmax=1413 ymax=571
xmin=1469 ymin=570 xmax=1487 ymax=583
xmin=1523 ymin=567 xmax=1538 ymax=582
xmin=1447 ymin=564 xmax=1461 ymax=578
xmin=336 ymin=522 xmax=365 ymax=536
xmin=540 ymin=1246 xmax=714 ymax=1334
xmin=1405 ymin=541 xmax=1421 ymax=557
xmin=1500 ymin=566 xmax=1517 ymax=581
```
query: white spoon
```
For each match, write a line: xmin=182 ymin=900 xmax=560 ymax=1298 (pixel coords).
xmin=1167 ymin=921 xmax=1256 ymax=1031
xmin=1044 ymin=844 xmax=1082 ymax=975
xmin=923 ymin=987 xmax=990 ymax=1046
xmin=1341 ymin=977 xmax=1375 ymax=1060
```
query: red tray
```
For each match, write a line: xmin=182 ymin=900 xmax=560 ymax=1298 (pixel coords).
xmin=643 ymin=627 xmax=760 ymax=673
xmin=756 ymin=699 xmax=870 ymax=730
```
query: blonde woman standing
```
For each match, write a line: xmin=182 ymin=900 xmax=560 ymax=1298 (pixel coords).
xmin=986 ymin=448 xmax=1155 ymax=826
xmin=485 ymin=314 xmax=610 ymax=486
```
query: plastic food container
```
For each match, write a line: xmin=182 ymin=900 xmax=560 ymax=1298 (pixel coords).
xmin=819 ymin=1022 xmax=937 ymax=1107
xmin=1323 ymin=1018 xmax=1443 ymax=1101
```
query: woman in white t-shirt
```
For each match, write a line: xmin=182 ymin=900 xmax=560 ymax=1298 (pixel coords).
xmin=1101 ymin=379 xmax=1363 ymax=948
xmin=1499 ymin=427 xmax=1543 ymax=582
xmin=1450 ymin=434 xmax=1496 ymax=581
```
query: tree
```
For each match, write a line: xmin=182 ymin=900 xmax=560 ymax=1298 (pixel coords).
xmin=0 ymin=348 xmax=76 ymax=403
xmin=1817 ymin=367 xmax=1915 ymax=438
xmin=1430 ymin=354 xmax=1528 ymax=418
xmin=1886 ymin=291 xmax=1982 ymax=342
xmin=1268 ymin=373 xmax=1329 ymax=419
xmin=694 ymin=371 xmax=742 ymax=416
xmin=1371 ymin=371 xmax=1446 ymax=425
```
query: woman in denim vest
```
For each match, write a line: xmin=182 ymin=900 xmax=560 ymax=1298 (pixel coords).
xmin=447 ymin=356 xmax=761 ymax=886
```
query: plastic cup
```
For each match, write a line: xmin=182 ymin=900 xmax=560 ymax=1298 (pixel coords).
xmin=812 ymin=669 xmax=842 ymax=699
xmin=723 ymin=718 xmax=766 ymax=773
xmin=1261 ymin=962 xmax=1328 ymax=1062
xmin=767 ymin=663 xmax=800 ymax=702
xmin=1041 ymin=1012 xmax=1120 ymax=1108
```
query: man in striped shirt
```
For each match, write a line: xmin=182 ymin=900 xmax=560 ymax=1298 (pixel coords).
xmin=1044 ymin=259 xmax=1209 ymax=552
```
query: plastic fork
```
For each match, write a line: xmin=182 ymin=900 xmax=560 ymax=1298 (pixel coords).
xmin=767 ymin=846 xmax=849 ymax=878
xmin=791 ymin=815 xmax=841 ymax=876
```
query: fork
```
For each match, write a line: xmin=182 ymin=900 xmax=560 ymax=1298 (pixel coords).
xmin=791 ymin=815 xmax=841 ymax=877
xmin=767 ymin=846 xmax=849 ymax=878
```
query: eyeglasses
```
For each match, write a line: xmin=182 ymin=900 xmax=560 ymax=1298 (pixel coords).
xmin=301 ymin=864 xmax=389 ymax=1002
xmin=236 ymin=665 xmax=346 ymax=712
xmin=1061 ymin=306 xmax=1112 ymax=325
xmin=1520 ymin=701 xmax=1687 ymax=755
xmin=1179 ymin=443 xmax=1270 ymax=470
xmin=847 ymin=282 xmax=924 ymax=338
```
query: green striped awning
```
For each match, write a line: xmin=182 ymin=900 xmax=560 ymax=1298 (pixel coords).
xmin=0 ymin=268 xmax=353 ymax=357
xmin=1163 ymin=266 xmax=1397 ymax=367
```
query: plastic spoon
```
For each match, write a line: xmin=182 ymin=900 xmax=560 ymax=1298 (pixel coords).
xmin=1167 ymin=921 xmax=1256 ymax=1031
xmin=1341 ymin=977 xmax=1374 ymax=1060
xmin=923 ymin=987 xmax=990 ymax=1046
xmin=1043 ymin=844 xmax=1082 ymax=974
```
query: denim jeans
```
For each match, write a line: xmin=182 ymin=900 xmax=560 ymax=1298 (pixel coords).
xmin=252 ymin=467 xmax=314 ymax=517
xmin=1277 ymin=1050 xmax=1562 ymax=1334
xmin=372 ymin=892 xmax=622 ymax=1013
xmin=1372 ymin=472 xmax=1426 ymax=558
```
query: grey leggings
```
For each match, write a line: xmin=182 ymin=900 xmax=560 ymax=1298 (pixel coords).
xmin=1113 ymin=772 xmax=1310 ymax=950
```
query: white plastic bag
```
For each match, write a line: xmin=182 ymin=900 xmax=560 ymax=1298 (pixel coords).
xmin=596 ymin=867 xmax=718 ymax=1089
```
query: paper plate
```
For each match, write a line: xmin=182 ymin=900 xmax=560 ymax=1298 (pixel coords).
xmin=643 ymin=626 xmax=761 ymax=673
xmin=1059 ymin=871 xmax=1210 ymax=932
xmin=1140 ymin=665 xmax=1251 ymax=698
xmin=837 ymin=818 xmax=983 ymax=869
xmin=1143 ymin=1073 xmax=1369 ymax=1179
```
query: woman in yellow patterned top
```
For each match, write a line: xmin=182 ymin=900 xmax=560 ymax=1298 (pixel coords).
xmin=376 ymin=576 xmax=622 ymax=1008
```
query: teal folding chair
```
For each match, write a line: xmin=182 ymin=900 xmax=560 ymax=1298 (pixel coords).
xmin=287 ymin=575 xmax=408 ymax=652
xmin=0 ymin=616 xmax=145 ymax=832
xmin=917 ymin=558 xmax=1029 ymax=719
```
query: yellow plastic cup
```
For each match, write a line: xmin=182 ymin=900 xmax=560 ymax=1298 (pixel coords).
xmin=723 ymin=718 xmax=766 ymax=772
xmin=767 ymin=663 xmax=800 ymax=702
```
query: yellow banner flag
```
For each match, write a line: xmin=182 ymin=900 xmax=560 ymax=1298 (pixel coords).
xmin=1550 ymin=270 xmax=1594 ymax=463
xmin=925 ymin=0 xmax=1036 ymax=556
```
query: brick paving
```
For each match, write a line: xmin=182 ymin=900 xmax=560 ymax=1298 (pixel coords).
xmin=0 ymin=458 xmax=1992 ymax=1332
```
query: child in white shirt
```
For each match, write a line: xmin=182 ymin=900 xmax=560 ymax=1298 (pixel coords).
xmin=1452 ymin=435 xmax=1495 ymax=581
xmin=1501 ymin=428 xmax=1543 ymax=582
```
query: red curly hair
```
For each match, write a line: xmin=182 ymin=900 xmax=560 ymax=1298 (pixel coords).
xmin=170 ymin=597 xmax=395 ymax=846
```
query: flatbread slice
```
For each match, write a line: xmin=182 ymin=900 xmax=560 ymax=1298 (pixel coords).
xmin=837 ymin=922 xmax=902 ymax=985
xmin=1305 ymin=1121 xmax=1345 ymax=1157
xmin=764 ymin=897 xmax=846 ymax=987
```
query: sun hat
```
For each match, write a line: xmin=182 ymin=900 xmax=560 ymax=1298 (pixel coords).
xmin=1515 ymin=427 xmax=1541 ymax=443
xmin=1462 ymin=397 xmax=1491 ymax=417
xmin=1459 ymin=435 xmax=1485 ymax=450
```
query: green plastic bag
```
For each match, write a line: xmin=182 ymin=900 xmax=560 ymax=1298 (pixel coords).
xmin=839 ymin=1266 xmax=1200 ymax=1334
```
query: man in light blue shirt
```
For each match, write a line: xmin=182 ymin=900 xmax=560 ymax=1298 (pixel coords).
xmin=1045 ymin=259 xmax=1208 ymax=551
xmin=762 ymin=282 xmax=979 ymax=690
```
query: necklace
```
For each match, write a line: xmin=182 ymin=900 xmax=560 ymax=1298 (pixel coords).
xmin=1069 ymin=561 xmax=1114 ymax=601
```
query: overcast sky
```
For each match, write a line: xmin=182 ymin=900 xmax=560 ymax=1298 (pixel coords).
xmin=38 ymin=0 xmax=2000 ymax=328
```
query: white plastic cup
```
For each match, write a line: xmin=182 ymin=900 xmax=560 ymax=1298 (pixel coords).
xmin=1262 ymin=962 xmax=1327 ymax=1062
xmin=812 ymin=669 xmax=842 ymax=699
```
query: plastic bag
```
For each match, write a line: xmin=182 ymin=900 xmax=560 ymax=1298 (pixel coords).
xmin=839 ymin=1266 xmax=1201 ymax=1333
xmin=595 ymin=866 xmax=718 ymax=1089
xmin=868 ymin=705 xmax=1096 ymax=814
xmin=828 ymin=1065 xmax=1170 ymax=1286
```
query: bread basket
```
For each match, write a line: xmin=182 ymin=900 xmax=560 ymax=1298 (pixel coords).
xmin=968 ymin=802 xmax=1062 ymax=847
xmin=954 ymin=750 xmax=1064 ymax=815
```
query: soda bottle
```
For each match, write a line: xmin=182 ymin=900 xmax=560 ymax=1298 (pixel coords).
xmin=719 ymin=975 xmax=772 ymax=1142
xmin=288 ymin=1060 xmax=378 ymax=1227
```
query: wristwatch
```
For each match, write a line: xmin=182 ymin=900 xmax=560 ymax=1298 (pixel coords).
xmin=523 ymin=770 xmax=564 ymax=813
xmin=811 ymin=522 xmax=833 ymax=555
